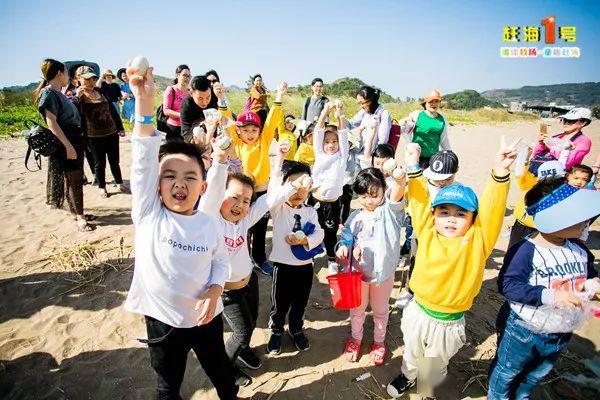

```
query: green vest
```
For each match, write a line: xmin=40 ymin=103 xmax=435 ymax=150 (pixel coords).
xmin=413 ymin=111 xmax=445 ymax=158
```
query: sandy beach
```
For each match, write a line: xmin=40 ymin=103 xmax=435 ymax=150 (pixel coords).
xmin=1 ymin=119 xmax=599 ymax=400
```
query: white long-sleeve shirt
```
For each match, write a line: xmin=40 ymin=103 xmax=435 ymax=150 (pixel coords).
xmin=125 ymin=133 xmax=229 ymax=328
xmin=312 ymin=128 xmax=350 ymax=200
xmin=199 ymin=161 xmax=296 ymax=281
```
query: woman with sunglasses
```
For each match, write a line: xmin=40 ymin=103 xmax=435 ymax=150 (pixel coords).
xmin=162 ymin=64 xmax=191 ymax=141
xmin=531 ymin=107 xmax=593 ymax=171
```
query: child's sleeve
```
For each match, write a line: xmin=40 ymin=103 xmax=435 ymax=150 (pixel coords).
xmin=248 ymin=182 xmax=295 ymax=227
xmin=347 ymin=109 xmax=365 ymax=129
xmin=198 ymin=161 xmax=228 ymax=217
xmin=498 ymin=240 xmax=551 ymax=306
xmin=208 ymin=222 xmax=229 ymax=288
xmin=377 ymin=109 xmax=391 ymax=144
xmin=261 ymin=102 xmax=282 ymax=144
xmin=517 ymin=167 xmax=537 ymax=192
xmin=306 ymin=208 xmax=325 ymax=250
xmin=218 ymin=106 xmax=242 ymax=146
xmin=406 ymin=170 xmax=434 ymax=238
xmin=338 ymin=128 xmax=350 ymax=159
xmin=313 ymin=127 xmax=326 ymax=156
xmin=130 ymin=133 xmax=162 ymax=224
xmin=479 ymin=172 xmax=511 ymax=255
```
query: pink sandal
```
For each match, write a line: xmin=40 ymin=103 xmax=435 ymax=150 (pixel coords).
xmin=369 ymin=343 xmax=386 ymax=366
xmin=343 ymin=338 xmax=361 ymax=362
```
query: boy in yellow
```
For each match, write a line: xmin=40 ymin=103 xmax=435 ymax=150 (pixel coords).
xmin=277 ymin=114 xmax=298 ymax=161
xmin=218 ymin=82 xmax=287 ymax=276
xmin=387 ymin=138 xmax=520 ymax=399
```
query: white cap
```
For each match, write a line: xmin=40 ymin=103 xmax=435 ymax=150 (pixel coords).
xmin=561 ymin=107 xmax=592 ymax=124
xmin=537 ymin=160 xmax=566 ymax=179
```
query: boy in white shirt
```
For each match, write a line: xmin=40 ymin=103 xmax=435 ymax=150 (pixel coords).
xmin=267 ymin=160 xmax=325 ymax=354
xmin=123 ymin=65 xmax=243 ymax=400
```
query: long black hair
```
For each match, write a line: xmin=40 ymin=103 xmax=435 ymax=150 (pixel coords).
xmin=173 ymin=64 xmax=190 ymax=84
xmin=356 ymin=85 xmax=380 ymax=114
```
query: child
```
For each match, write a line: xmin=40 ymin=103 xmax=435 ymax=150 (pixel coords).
xmin=487 ymin=178 xmax=600 ymax=400
xmin=371 ymin=143 xmax=396 ymax=189
xmin=396 ymin=149 xmax=461 ymax=309
xmin=387 ymin=138 xmax=520 ymax=399
xmin=310 ymin=102 xmax=350 ymax=272
xmin=219 ymin=82 xmax=287 ymax=276
xmin=294 ymin=122 xmax=315 ymax=167
xmin=267 ymin=161 xmax=325 ymax=354
xmin=199 ymin=138 xmax=310 ymax=374
xmin=123 ymin=65 xmax=241 ymax=400
xmin=335 ymin=165 xmax=406 ymax=366
xmin=277 ymin=114 xmax=298 ymax=160
xmin=565 ymin=163 xmax=593 ymax=189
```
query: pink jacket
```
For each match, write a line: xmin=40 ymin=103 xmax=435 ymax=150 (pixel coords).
xmin=532 ymin=131 xmax=592 ymax=170
xmin=163 ymin=86 xmax=187 ymax=127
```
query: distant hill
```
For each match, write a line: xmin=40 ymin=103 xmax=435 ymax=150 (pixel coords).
xmin=482 ymin=82 xmax=600 ymax=106
xmin=2 ymin=82 xmax=38 ymax=93
xmin=442 ymin=90 xmax=503 ymax=110
xmin=292 ymin=77 xmax=399 ymax=103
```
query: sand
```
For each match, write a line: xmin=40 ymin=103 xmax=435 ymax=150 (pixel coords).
xmin=1 ymin=119 xmax=599 ymax=400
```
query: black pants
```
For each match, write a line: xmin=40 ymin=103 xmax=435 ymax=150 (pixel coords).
xmin=508 ymin=221 xmax=537 ymax=250
xmin=144 ymin=315 xmax=238 ymax=400
xmin=88 ymin=134 xmax=123 ymax=189
xmin=222 ymin=271 xmax=259 ymax=361
xmin=249 ymin=190 xmax=269 ymax=265
xmin=308 ymin=196 xmax=341 ymax=259
xmin=165 ymin=123 xmax=183 ymax=142
xmin=269 ymin=262 xmax=313 ymax=333
xmin=339 ymin=184 xmax=353 ymax=224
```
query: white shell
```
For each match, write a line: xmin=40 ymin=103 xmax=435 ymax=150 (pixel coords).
xmin=383 ymin=158 xmax=397 ymax=172
xmin=218 ymin=136 xmax=231 ymax=150
xmin=294 ymin=231 xmax=306 ymax=240
xmin=392 ymin=166 xmax=405 ymax=179
xmin=192 ymin=126 xmax=202 ymax=138
xmin=130 ymin=56 xmax=149 ymax=76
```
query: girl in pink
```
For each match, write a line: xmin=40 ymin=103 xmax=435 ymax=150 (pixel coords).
xmin=335 ymin=165 xmax=406 ymax=366
xmin=531 ymin=108 xmax=592 ymax=171
xmin=162 ymin=64 xmax=191 ymax=142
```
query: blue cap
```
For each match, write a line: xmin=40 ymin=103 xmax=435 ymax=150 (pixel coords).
xmin=431 ymin=183 xmax=478 ymax=212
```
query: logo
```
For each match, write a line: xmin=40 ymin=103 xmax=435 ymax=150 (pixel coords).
xmin=500 ymin=16 xmax=580 ymax=58
xmin=432 ymin=160 xmax=444 ymax=172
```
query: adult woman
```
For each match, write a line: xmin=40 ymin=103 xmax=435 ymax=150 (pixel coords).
xmin=179 ymin=75 xmax=214 ymax=143
xmin=163 ymin=64 xmax=191 ymax=141
xmin=204 ymin=69 xmax=220 ymax=110
xmin=98 ymin=69 xmax=122 ymax=113
xmin=117 ymin=68 xmax=135 ymax=123
xmin=34 ymin=59 xmax=94 ymax=231
xmin=301 ymin=78 xmax=328 ymax=123
xmin=402 ymin=89 xmax=451 ymax=168
xmin=76 ymin=66 xmax=126 ymax=198
xmin=248 ymin=73 xmax=269 ymax=125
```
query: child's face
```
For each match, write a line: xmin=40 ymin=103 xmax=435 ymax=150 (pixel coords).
xmin=159 ymin=154 xmax=206 ymax=215
xmin=373 ymin=156 xmax=391 ymax=175
xmin=433 ymin=204 xmax=474 ymax=237
xmin=304 ymin=132 xmax=313 ymax=145
xmin=238 ymin=125 xmax=261 ymax=144
xmin=220 ymin=179 xmax=253 ymax=223
xmin=357 ymin=186 xmax=384 ymax=212
xmin=548 ymin=220 xmax=588 ymax=239
xmin=284 ymin=117 xmax=295 ymax=132
xmin=323 ymin=131 xmax=339 ymax=155
xmin=430 ymin=175 xmax=456 ymax=188
xmin=286 ymin=173 xmax=309 ymax=207
xmin=566 ymin=170 xmax=591 ymax=188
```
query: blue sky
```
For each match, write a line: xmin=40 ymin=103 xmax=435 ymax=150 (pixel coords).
xmin=0 ymin=0 xmax=598 ymax=98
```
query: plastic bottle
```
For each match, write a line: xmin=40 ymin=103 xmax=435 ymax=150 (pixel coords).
xmin=514 ymin=142 xmax=533 ymax=177
xmin=516 ymin=298 xmax=600 ymax=334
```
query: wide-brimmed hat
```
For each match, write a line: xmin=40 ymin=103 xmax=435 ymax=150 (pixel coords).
xmin=76 ymin=65 xmax=98 ymax=79
xmin=421 ymin=88 xmax=442 ymax=106
xmin=102 ymin=68 xmax=115 ymax=78
xmin=526 ymin=183 xmax=600 ymax=233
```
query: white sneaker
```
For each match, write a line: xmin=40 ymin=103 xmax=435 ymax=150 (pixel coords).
xmin=328 ymin=260 xmax=339 ymax=276
xmin=395 ymin=291 xmax=413 ymax=309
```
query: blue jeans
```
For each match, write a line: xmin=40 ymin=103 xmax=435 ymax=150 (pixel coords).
xmin=487 ymin=310 xmax=571 ymax=400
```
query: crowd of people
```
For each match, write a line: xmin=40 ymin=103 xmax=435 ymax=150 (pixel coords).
xmin=34 ymin=57 xmax=600 ymax=400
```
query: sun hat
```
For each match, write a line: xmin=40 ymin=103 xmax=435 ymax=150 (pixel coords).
xmin=421 ymin=89 xmax=442 ymax=106
xmin=76 ymin=65 xmax=98 ymax=79
xmin=423 ymin=150 xmax=459 ymax=181
xmin=561 ymin=107 xmax=592 ymax=126
xmin=102 ymin=69 xmax=115 ymax=78
xmin=526 ymin=183 xmax=600 ymax=233
xmin=431 ymin=183 xmax=478 ymax=212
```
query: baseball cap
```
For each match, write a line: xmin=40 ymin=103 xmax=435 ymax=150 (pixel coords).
xmin=536 ymin=160 xmax=566 ymax=180
xmin=431 ymin=183 xmax=478 ymax=212
xmin=526 ymin=183 xmax=600 ymax=233
xmin=561 ymin=107 xmax=592 ymax=126
xmin=76 ymin=65 xmax=98 ymax=79
xmin=423 ymin=150 xmax=459 ymax=181
xmin=236 ymin=112 xmax=261 ymax=128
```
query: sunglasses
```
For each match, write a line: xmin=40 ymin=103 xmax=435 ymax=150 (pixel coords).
xmin=208 ymin=79 xmax=218 ymax=83
xmin=561 ymin=118 xmax=580 ymax=125
xmin=181 ymin=73 xmax=191 ymax=78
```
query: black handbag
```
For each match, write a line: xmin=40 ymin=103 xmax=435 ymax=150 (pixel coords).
xmin=24 ymin=119 xmax=61 ymax=171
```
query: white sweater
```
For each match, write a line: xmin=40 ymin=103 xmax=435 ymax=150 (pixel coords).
xmin=125 ymin=133 xmax=228 ymax=328
xmin=199 ymin=161 xmax=296 ymax=281
xmin=312 ymin=128 xmax=350 ymax=200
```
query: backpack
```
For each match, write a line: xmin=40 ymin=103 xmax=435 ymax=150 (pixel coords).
xmin=156 ymin=86 xmax=175 ymax=132
xmin=374 ymin=107 xmax=402 ymax=152
xmin=24 ymin=119 xmax=61 ymax=171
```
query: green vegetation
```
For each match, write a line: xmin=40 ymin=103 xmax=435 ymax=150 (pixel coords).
xmin=442 ymin=90 xmax=503 ymax=110
xmin=482 ymin=82 xmax=600 ymax=106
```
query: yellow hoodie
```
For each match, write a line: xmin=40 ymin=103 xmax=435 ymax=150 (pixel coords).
xmin=512 ymin=168 xmax=537 ymax=228
xmin=407 ymin=169 xmax=510 ymax=314
xmin=219 ymin=102 xmax=282 ymax=189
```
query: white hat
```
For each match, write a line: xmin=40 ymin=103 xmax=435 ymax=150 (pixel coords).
xmin=561 ymin=107 xmax=592 ymax=125
xmin=537 ymin=160 xmax=566 ymax=180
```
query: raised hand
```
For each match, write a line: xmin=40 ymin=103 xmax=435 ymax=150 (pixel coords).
xmin=494 ymin=136 xmax=522 ymax=176
xmin=126 ymin=62 xmax=155 ymax=102
xmin=405 ymin=143 xmax=421 ymax=167
xmin=213 ymin=82 xmax=225 ymax=100
xmin=277 ymin=82 xmax=288 ymax=94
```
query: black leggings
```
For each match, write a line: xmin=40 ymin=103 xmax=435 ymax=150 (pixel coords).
xmin=308 ymin=196 xmax=341 ymax=259
xmin=88 ymin=134 xmax=123 ymax=189
xmin=222 ymin=272 xmax=259 ymax=361
xmin=249 ymin=190 xmax=269 ymax=265
xmin=339 ymin=184 xmax=353 ymax=224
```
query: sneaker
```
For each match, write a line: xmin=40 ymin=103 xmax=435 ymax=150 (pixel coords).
xmin=386 ymin=373 xmax=416 ymax=398
xmin=238 ymin=347 xmax=262 ymax=370
xmin=234 ymin=369 xmax=252 ymax=387
xmin=255 ymin=261 xmax=273 ymax=276
xmin=395 ymin=291 xmax=413 ymax=309
xmin=288 ymin=330 xmax=310 ymax=351
xmin=117 ymin=183 xmax=130 ymax=193
xmin=267 ymin=332 xmax=282 ymax=354
xmin=342 ymin=338 xmax=361 ymax=362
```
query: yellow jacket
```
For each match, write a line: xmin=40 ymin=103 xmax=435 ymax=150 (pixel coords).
xmin=512 ymin=169 xmax=537 ymax=228
xmin=294 ymin=143 xmax=315 ymax=166
xmin=407 ymin=169 xmax=510 ymax=313
xmin=219 ymin=102 xmax=282 ymax=188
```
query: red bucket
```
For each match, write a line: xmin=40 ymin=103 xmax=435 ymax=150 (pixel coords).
xmin=327 ymin=258 xmax=362 ymax=309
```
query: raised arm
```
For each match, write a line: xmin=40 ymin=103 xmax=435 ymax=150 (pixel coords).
xmin=198 ymin=141 xmax=229 ymax=217
xmin=405 ymin=143 xmax=434 ymax=237
xmin=261 ymin=82 xmax=287 ymax=144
